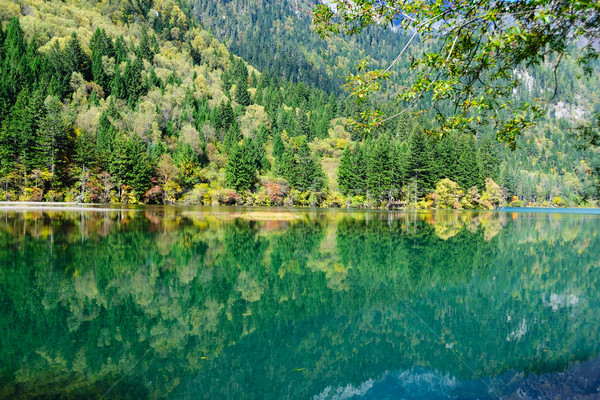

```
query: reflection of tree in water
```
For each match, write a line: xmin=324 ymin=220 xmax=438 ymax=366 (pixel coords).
xmin=0 ymin=209 xmax=598 ymax=399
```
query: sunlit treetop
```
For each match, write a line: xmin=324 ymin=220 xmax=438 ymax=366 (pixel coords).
xmin=313 ymin=0 xmax=600 ymax=149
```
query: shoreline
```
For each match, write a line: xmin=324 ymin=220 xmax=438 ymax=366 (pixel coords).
xmin=1 ymin=201 xmax=600 ymax=214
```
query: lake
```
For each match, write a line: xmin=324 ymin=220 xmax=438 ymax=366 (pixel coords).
xmin=0 ymin=206 xmax=599 ymax=399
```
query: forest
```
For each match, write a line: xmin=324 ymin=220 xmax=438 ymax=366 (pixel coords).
xmin=0 ymin=0 xmax=599 ymax=208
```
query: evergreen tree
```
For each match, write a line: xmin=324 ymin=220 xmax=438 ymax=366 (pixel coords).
xmin=226 ymin=141 xmax=256 ymax=191
xmin=74 ymin=129 xmax=96 ymax=170
xmin=215 ymin=101 xmax=235 ymax=133
xmin=351 ymin=144 xmax=368 ymax=195
xmin=433 ymin=134 xmax=458 ymax=182
xmin=276 ymin=147 xmax=298 ymax=187
xmin=478 ymin=135 xmax=500 ymax=182
xmin=114 ymin=36 xmax=128 ymax=64
xmin=235 ymin=75 xmax=251 ymax=107
xmin=247 ymin=138 xmax=270 ymax=172
xmin=273 ymin=132 xmax=285 ymax=159
xmin=296 ymin=108 xmax=311 ymax=139
xmin=111 ymin=70 xmax=127 ymax=100
xmin=90 ymin=28 xmax=114 ymax=59
xmin=91 ymin=51 xmax=109 ymax=90
xmin=65 ymin=33 xmax=91 ymax=81
xmin=123 ymin=57 xmax=145 ymax=106
xmin=137 ymin=29 xmax=155 ymax=61
xmin=338 ymin=147 xmax=353 ymax=195
xmin=407 ymin=130 xmax=435 ymax=197
xmin=455 ymin=134 xmax=481 ymax=190
xmin=37 ymin=96 xmax=70 ymax=184
xmin=110 ymin=134 xmax=153 ymax=199
xmin=223 ymin=121 xmax=242 ymax=151
xmin=0 ymin=118 xmax=15 ymax=175
xmin=367 ymin=136 xmax=393 ymax=202
xmin=97 ymin=111 xmax=116 ymax=163
xmin=295 ymin=141 xmax=325 ymax=191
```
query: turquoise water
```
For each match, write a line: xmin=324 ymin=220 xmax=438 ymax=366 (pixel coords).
xmin=0 ymin=207 xmax=599 ymax=399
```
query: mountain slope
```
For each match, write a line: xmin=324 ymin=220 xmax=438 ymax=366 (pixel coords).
xmin=0 ymin=0 xmax=598 ymax=207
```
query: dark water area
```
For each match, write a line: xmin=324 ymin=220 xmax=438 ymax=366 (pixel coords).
xmin=0 ymin=207 xmax=599 ymax=399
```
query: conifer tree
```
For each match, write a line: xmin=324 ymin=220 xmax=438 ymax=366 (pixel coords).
xmin=351 ymin=144 xmax=368 ymax=194
xmin=455 ymin=134 xmax=481 ymax=190
xmin=478 ymin=135 xmax=500 ymax=183
xmin=109 ymin=133 xmax=152 ymax=199
xmin=91 ymin=52 xmax=109 ymax=89
xmin=338 ymin=146 xmax=353 ymax=195
xmin=296 ymin=107 xmax=311 ymax=139
xmin=114 ymin=36 xmax=128 ymax=64
xmin=137 ymin=29 xmax=155 ymax=61
xmin=367 ymin=136 xmax=393 ymax=202
xmin=433 ymin=134 xmax=458 ymax=182
xmin=96 ymin=111 xmax=116 ymax=166
xmin=37 ymin=96 xmax=70 ymax=183
xmin=407 ymin=130 xmax=435 ymax=197
xmin=223 ymin=122 xmax=242 ymax=151
xmin=295 ymin=141 xmax=325 ymax=191
xmin=235 ymin=74 xmax=251 ymax=107
xmin=247 ymin=138 xmax=270 ymax=172
xmin=226 ymin=141 xmax=256 ymax=191
xmin=276 ymin=147 xmax=298 ymax=187
xmin=90 ymin=28 xmax=114 ymax=59
xmin=123 ymin=57 xmax=145 ymax=106
xmin=273 ymin=132 xmax=285 ymax=159
xmin=0 ymin=118 xmax=15 ymax=175
xmin=65 ymin=33 xmax=91 ymax=81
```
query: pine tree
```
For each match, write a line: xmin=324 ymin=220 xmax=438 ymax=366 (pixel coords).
xmin=123 ymin=57 xmax=145 ymax=106
xmin=478 ymin=135 xmax=500 ymax=183
xmin=392 ymin=141 xmax=409 ymax=192
xmin=295 ymin=141 xmax=325 ymax=191
xmin=137 ymin=29 xmax=155 ymax=61
xmin=226 ymin=141 xmax=256 ymax=192
xmin=235 ymin=75 xmax=251 ymax=107
xmin=247 ymin=138 xmax=270 ymax=172
xmin=65 ymin=33 xmax=91 ymax=81
xmin=96 ymin=111 xmax=116 ymax=165
xmin=407 ymin=130 xmax=435 ymax=197
xmin=0 ymin=118 xmax=15 ymax=174
xmin=90 ymin=28 xmax=114 ymax=59
xmin=111 ymin=70 xmax=127 ymax=100
xmin=216 ymin=101 xmax=235 ymax=133
xmin=338 ymin=146 xmax=353 ymax=195
xmin=223 ymin=121 xmax=242 ymax=150
xmin=351 ymin=144 xmax=368 ymax=195
xmin=37 ymin=96 xmax=70 ymax=183
xmin=114 ymin=36 xmax=128 ymax=64
xmin=367 ymin=136 xmax=393 ymax=202
xmin=273 ymin=132 xmax=285 ymax=159
xmin=91 ymin=52 xmax=108 ymax=89
xmin=1 ymin=18 xmax=27 ymax=105
xmin=109 ymin=134 xmax=152 ymax=199
xmin=276 ymin=147 xmax=298 ymax=187
xmin=296 ymin=107 xmax=311 ymax=139
xmin=433 ymin=134 xmax=458 ymax=182
xmin=455 ymin=134 xmax=481 ymax=190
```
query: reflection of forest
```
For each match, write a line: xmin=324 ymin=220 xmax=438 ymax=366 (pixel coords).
xmin=0 ymin=208 xmax=599 ymax=399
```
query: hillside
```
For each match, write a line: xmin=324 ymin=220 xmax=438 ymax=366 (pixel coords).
xmin=190 ymin=0 xmax=410 ymax=96
xmin=0 ymin=0 xmax=598 ymax=208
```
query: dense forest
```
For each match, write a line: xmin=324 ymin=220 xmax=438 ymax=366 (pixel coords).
xmin=0 ymin=0 xmax=599 ymax=208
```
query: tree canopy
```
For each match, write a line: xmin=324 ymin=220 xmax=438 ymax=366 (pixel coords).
xmin=314 ymin=0 xmax=600 ymax=148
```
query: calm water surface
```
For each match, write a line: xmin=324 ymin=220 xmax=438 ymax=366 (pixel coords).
xmin=0 ymin=206 xmax=599 ymax=399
